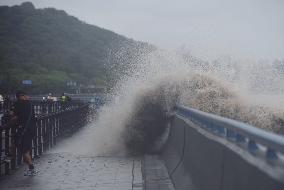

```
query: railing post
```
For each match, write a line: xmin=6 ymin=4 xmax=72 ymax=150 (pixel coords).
xmin=10 ymin=127 xmax=16 ymax=170
xmin=38 ymin=119 xmax=43 ymax=155
xmin=53 ymin=114 xmax=57 ymax=146
xmin=47 ymin=118 xmax=50 ymax=150
xmin=4 ymin=128 xmax=10 ymax=175
xmin=51 ymin=115 xmax=54 ymax=147
xmin=43 ymin=118 xmax=47 ymax=152
xmin=34 ymin=119 xmax=39 ymax=158
xmin=0 ymin=128 xmax=3 ymax=176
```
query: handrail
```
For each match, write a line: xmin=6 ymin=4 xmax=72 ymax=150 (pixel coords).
xmin=0 ymin=103 xmax=90 ymax=177
xmin=176 ymin=105 xmax=284 ymax=161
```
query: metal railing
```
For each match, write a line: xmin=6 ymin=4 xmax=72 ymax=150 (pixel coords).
xmin=0 ymin=102 xmax=90 ymax=177
xmin=32 ymin=100 xmax=86 ymax=115
xmin=176 ymin=105 xmax=284 ymax=163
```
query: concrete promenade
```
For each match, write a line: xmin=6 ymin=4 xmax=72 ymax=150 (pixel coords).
xmin=0 ymin=153 xmax=142 ymax=190
xmin=0 ymin=124 xmax=143 ymax=190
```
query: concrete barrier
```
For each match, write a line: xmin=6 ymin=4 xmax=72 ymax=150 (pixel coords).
xmin=162 ymin=106 xmax=284 ymax=190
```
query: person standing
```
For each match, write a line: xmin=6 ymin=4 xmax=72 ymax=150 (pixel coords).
xmin=11 ymin=91 xmax=37 ymax=176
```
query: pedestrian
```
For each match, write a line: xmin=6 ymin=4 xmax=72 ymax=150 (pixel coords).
xmin=60 ymin=93 xmax=67 ymax=110
xmin=11 ymin=91 xmax=37 ymax=176
xmin=60 ymin=93 xmax=67 ymax=102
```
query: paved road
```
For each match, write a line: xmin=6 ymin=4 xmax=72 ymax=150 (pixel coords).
xmin=0 ymin=153 xmax=142 ymax=190
xmin=0 ymin=120 xmax=175 ymax=190
xmin=0 ymin=124 xmax=143 ymax=190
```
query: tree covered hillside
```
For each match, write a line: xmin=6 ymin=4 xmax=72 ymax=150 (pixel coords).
xmin=0 ymin=2 xmax=154 ymax=93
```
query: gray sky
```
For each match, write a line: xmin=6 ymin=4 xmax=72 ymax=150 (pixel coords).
xmin=1 ymin=0 xmax=284 ymax=60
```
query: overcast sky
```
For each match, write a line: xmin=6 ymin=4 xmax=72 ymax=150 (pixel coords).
xmin=1 ymin=0 xmax=283 ymax=61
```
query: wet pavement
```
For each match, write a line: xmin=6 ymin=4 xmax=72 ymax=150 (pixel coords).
xmin=0 ymin=124 xmax=143 ymax=190
xmin=0 ymin=153 xmax=143 ymax=190
xmin=0 ymin=124 xmax=175 ymax=190
xmin=143 ymin=155 xmax=175 ymax=190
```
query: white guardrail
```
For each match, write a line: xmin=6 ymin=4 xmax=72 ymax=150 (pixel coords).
xmin=176 ymin=105 xmax=284 ymax=163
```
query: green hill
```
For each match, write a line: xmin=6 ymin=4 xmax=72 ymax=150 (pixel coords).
xmin=0 ymin=2 xmax=154 ymax=94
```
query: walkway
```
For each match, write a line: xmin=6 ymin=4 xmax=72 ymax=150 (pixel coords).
xmin=0 ymin=124 xmax=143 ymax=190
xmin=0 ymin=153 xmax=142 ymax=190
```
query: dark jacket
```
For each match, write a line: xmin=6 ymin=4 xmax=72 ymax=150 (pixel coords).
xmin=13 ymin=100 xmax=36 ymax=136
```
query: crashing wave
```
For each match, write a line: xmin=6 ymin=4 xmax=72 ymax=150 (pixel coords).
xmin=95 ymin=49 xmax=284 ymax=155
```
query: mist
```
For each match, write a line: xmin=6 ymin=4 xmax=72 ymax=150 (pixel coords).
xmin=1 ymin=0 xmax=283 ymax=61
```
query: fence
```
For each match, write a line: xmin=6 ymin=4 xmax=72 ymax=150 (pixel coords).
xmin=0 ymin=101 xmax=90 ymax=177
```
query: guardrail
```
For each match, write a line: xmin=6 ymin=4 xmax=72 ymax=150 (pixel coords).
xmin=0 ymin=103 xmax=90 ymax=177
xmin=163 ymin=105 xmax=284 ymax=190
xmin=176 ymin=105 xmax=284 ymax=162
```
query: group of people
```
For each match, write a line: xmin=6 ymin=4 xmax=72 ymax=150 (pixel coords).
xmin=1 ymin=91 xmax=37 ymax=176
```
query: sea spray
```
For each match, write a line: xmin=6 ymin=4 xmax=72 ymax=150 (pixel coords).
xmin=93 ymin=49 xmax=284 ymax=155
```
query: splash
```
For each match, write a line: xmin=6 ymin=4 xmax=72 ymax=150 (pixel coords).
xmin=93 ymin=49 xmax=284 ymax=155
